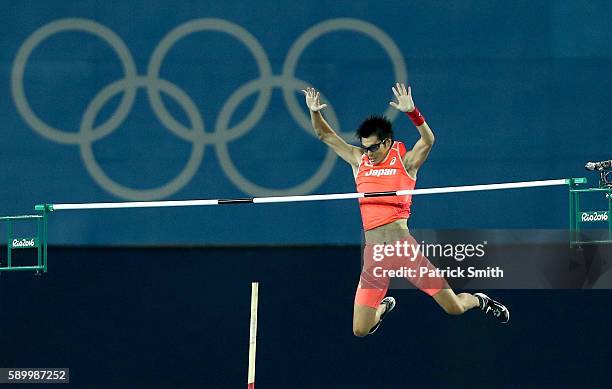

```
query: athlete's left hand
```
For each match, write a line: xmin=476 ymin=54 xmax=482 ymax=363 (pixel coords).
xmin=389 ymin=82 xmax=415 ymax=113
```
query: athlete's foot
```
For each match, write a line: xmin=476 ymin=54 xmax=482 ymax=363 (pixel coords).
xmin=368 ymin=297 xmax=396 ymax=334
xmin=474 ymin=293 xmax=510 ymax=324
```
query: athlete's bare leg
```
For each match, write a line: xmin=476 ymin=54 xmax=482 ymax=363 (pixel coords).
xmin=432 ymin=288 xmax=479 ymax=315
xmin=352 ymin=220 xmax=405 ymax=337
xmin=354 ymin=220 xmax=509 ymax=336
xmin=353 ymin=288 xmax=478 ymax=337
xmin=353 ymin=302 xmax=387 ymax=337
xmin=437 ymin=288 xmax=511 ymax=322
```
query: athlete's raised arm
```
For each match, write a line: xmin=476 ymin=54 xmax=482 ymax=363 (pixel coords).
xmin=389 ymin=83 xmax=435 ymax=177
xmin=302 ymin=87 xmax=362 ymax=166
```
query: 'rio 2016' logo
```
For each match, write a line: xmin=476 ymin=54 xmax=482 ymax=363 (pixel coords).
xmin=10 ymin=238 xmax=36 ymax=248
xmin=580 ymin=211 xmax=609 ymax=222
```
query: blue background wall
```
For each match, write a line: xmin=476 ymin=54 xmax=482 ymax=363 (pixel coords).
xmin=2 ymin=1 xmax=611 ymax=244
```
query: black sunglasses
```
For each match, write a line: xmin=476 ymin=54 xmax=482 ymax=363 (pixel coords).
xmin=360 ymin=138 xmax=388 ymax=153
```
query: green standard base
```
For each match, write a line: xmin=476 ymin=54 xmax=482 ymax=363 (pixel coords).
xmin=569 ymin=178 xmax=612 ymax=247
xmin=0 ymin=212 xmax=48 ymax=273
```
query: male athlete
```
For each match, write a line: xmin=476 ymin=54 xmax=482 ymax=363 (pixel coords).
xmin=303 ymin=83 xmax=509 ymax=337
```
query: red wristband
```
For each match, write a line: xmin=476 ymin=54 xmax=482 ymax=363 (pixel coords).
xmin=406 ymin=107 xmax=425 ymax=127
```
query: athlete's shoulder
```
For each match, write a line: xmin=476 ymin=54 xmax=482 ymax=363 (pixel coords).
xmin=393 ymin=141 xmax=408 ymax=157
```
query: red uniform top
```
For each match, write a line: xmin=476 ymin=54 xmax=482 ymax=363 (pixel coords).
xmin=355 ymin=141 xmax=416 ymax=231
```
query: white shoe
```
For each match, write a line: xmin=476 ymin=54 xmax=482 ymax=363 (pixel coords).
xmin=368 ymin=297 xmax=396 ymax=334
xmin=474 ymin=293 xmax=510 ymax=324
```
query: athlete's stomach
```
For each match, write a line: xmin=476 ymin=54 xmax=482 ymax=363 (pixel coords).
xmin=364 ymin=219 xmax=410 ymax=244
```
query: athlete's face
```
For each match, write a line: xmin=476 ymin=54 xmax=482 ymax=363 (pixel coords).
xmin=361 ymin=135 xmax=391 ymax=164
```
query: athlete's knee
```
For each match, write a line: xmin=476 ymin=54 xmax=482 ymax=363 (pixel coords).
xmin=353 ymin=302 xmax=380 ymax=337
xmin=353 ymin=325 xmax=370 ymax=338
xmin=352 ymin=321 xmax=372 ymax=338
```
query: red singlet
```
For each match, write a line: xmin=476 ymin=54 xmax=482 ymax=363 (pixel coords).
xmin=355 ymin=141 xmax=416 ymax=231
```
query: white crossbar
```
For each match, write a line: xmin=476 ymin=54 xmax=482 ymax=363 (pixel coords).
xmin=44 ymin=178 xmax=571 ymax=211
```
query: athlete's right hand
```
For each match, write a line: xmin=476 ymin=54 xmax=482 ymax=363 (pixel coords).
xmin=301 ymin=87 xmax=327 ymax=112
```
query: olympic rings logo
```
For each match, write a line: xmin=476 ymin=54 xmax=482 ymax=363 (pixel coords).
xmin=11 ymin=18 xmax=407 ymax=200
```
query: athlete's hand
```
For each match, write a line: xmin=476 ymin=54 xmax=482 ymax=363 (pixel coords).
xmin=301 ymin=87 xmax=328 ymax=112
xmin=389 ymin=82 xmax=415 ymax=113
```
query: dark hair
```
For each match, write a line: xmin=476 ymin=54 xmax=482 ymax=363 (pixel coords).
xmin=355 ymin=115 xmax=393 ymax=141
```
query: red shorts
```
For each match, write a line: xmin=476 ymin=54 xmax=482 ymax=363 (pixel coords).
xmin=354 ymin=235 xmax=445 ymax=308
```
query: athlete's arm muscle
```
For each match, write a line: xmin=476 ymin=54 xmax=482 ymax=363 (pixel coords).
xmin=388 ymin=83 xmax=435 ymax=177
xmin=303 ymin=87 xmax=362 ymax=166
xmin=402 ymin=121 xmax=435 ymax=177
